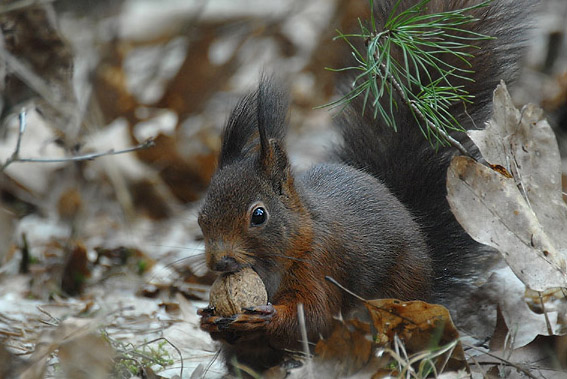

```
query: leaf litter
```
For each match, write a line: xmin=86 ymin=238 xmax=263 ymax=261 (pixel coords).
xmin=0 ymin=0 xmax=566 ymax=378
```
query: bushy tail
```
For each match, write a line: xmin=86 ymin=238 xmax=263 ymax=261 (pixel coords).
xmin=335 ymin=0 xmax=533 ymax=301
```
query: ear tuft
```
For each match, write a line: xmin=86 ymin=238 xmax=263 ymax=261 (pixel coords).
xmin=218 ymin=77 xmax=289 ymax=169
xmin=218 ymin=92 xmax=257 ymax=169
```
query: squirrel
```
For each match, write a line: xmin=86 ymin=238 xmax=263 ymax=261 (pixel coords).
xmin=197 ymin=0 xmax=533 ymax=373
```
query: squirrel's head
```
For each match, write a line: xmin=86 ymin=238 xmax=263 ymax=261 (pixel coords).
xmin=198 ymin=79 xmax=311 ymax=295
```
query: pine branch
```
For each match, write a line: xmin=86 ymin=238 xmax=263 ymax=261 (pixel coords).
xmin=323 ymin=0 xmax=493 ymax=151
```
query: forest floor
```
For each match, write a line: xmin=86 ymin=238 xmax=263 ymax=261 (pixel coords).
xmin=1 ymin=0 xmax=567 ymax=378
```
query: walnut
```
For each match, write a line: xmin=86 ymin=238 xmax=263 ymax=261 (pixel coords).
xmin=209 ymin=267 xmax=268 ymax=317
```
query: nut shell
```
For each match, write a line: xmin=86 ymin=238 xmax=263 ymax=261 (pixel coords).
xmin=209 ymin=267 xmax=268 ymax=317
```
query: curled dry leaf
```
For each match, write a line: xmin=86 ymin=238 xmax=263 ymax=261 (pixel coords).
xmin=311 ymin=300 xmax=466 ymax=376
xmin=470 ymin=81 xmax=567 ymax=251
xmin=314 ymin=318 xmax=373 ymax=377
xmin=475 ymin=266 xmax=561 ymax=347
xmin=365 ymin=299 xmax=467 ymax=373
xmin=18 ymin=317 xmax=110 ymax=379
xmin=61 ymin=243 xmax=91 ymax=296
xmin=447 ymin=81 xmax=567 ymax=291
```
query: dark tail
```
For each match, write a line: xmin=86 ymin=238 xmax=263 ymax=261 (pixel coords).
xmin=335 ymin=0 xmax=533 ymax=301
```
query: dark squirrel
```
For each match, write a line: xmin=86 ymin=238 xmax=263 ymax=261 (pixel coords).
xmin=197 ymin=0 xmax=532 ymax=373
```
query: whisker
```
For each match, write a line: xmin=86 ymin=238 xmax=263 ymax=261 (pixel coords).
xmin=145 ymin=255 xmax=211 ymax=285
xmin=204 ymin=349 xmax=221 ymax=377
xmin=161 ymin=254 xmax=207 ymax=270
xmin=147 ymin=243 xmax=205 ymax=252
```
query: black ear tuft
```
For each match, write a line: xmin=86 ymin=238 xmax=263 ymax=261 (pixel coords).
xmin=218 ymin=76 xmax=289 ymax=169
xmin=257 ymin=76 xmax=288 ymax=156
xmin=218 ymin=91 xmax=258 ymax=168
xmin=255 ymin=77 xmax=291 ymax=194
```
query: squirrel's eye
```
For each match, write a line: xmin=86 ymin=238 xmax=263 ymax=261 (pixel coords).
xmin=250 ymin=206 xmax=267 ymax=226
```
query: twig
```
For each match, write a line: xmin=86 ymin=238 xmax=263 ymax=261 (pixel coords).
xmin=463 ymin=342 xmax=539 ymax=379
xmin=204 ymin=350 xmax=221 ymax=377
xmin=36 ymin=305 xmax=61 ymax=325
xmin=1 ymin=110 xmax=155 ymax=171
xmin=538 ymin=291 xmax=554 ymax=336
xmin=14 ymin=110 xmax=27 ymax=158
xmin=325 ymin=276 xmax=418 ymax=326
xmin=380 ymin=61 xmax=473 ymax=158
xmin=138 ymin=337 xmax=184 ymax=379
xmin=297 ymin=303 xmax=314 ymax=379
xmin=15 ymin=139 xmax=155 ymax=163
xmin=1 ymin=109 xmax=27 ymax=170
xmin=324 ymin=276 xmax=366 ymax=302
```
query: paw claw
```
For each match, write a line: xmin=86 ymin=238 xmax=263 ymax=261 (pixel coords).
xmin=242 ymin=303 xmax=275 ymax=315
xmin=197 ymin=306 xmax=215 ymax=316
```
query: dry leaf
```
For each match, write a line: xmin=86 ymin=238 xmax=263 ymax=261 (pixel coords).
xmin=61 ymin=243 xmax=91 ymax=296
xmin=58 ymin=333 xmax=114 ymax=379
xmin=447 ymin=81 xmax=567 ymax=291
xmin=314 ymin=318 xmax=373 ymax=376
xmin=469 ymin=81 xmax=567 ymax=251
xmin=365 ymin=299 xmax=467 ymax=373
xmin=57 ymin=187 xmax=82 ymax=221
xmin=19 ymin=317 xmax=107 ymax=379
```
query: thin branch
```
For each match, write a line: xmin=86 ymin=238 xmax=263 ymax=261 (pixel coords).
xmin=538 ymin=291 xmax=554 ymax=336
xmin=324 ymin=0 xmax=491 ymax=152
xmin=381 ymin=60 xmax=473 ymax=157
xmin=16 ymin=139 xmax=155 ymax=163
xmin=138 ymin=337 xmax=184 ymax=379
xmin=2 ymin=139 xmax=155 ymax=170
xmin=297 ymin=303 xmax=314 ymax=379
xmin=14 ymin=110 xmax=27 ymax=157
xmin=1 ymin=110 xmax=155 ymax=171
xmin=1 ymin=109 xmax=27 ymax=171
xmin=325 ymin=276 xmax=419 ymax=326
xmin=325 ymin=276 xmax=366 ymax=302
xmin=463 ymin=343 xmax=539 ymax=379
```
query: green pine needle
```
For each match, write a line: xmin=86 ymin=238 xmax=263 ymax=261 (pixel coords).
xmin=322 ymin=0 xmax=494 ymax=149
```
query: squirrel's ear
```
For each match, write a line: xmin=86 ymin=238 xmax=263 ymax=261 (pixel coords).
xmin=255 ymin=77 xmax=291 ymax=194
xmin=260 ymin=138 xmax=292 ymax=195
xmin=218 ymin=92 xmax=257 ymax=169
xmin=218 ymin=78 xmax=287 ymax=169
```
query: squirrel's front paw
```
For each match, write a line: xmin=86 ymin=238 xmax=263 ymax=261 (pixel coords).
xmin=198 ymin=303 xmax=275 ymax=341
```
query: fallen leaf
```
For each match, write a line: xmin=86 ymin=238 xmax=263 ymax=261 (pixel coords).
xmin=365 ymin=299 xmax=467 ymax=373
xmin=59 ymin=333 xmax=114 ymax=379
xmin=57 ymin=187 xmax=82 ymax=221
xmin=468 ymin=266 xmax=562 ymax=348
xmin=447 ymin=155 xmax=567 ymax=290
xmin=447 ymin=81 xmax=567 ymax=291
xmin=61 ymin=243 xmax=91 ymax=296
xmin=469 ymin=81 xmax=567 ymax=251
xmin=314 ymin=318 xmax=373 ymax=376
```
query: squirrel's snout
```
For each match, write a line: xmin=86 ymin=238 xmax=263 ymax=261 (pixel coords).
xmin=205 ymin=239 xmax=245 ymax=272
xmin=210 ymin=255 xmax=241 ymax=273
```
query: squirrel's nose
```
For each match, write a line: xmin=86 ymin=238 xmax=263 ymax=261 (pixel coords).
xmin=213 ymin=256 xmax=240 ymax=272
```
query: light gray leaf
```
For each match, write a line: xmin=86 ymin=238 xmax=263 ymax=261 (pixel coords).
xmin=468 ymin=81 xmax=567 ymax=250
xmin=447 ymin=156 xmax=567 ymax=290
xmin=447 ymin=81 xmax=567 ymax=291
